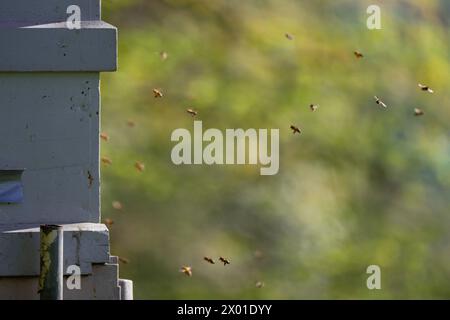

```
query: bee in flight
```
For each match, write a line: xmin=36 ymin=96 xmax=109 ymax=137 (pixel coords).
xmin=186 ymin=108 xmax=198 ymax=117
xmin=101 ymin=156 xmax=112 ymax=166
xmin=127 ymin=120 xmax=136 ymax=127
xmin=255 ymin=281 xmax=265 ymax=288
xmin=374 ymin=96 xmax=387 ymax=108
xmin=310 ymin=104 xmax=319 ymax=112
xmin=112 ymin=201 xmax=123 ymax=210
xmin=153 ymin=88 xmax=163 ymax=98
xmin=219 ymin=257 xmax=230 ymax=266
xmin=285 ymin=33 xmax=294 ymax=40
xmin=180 ymin=266 xmax=193 ymax=277
xmin=414 ymin=108 xmax=424 ymax=116
xmin=254 ymin=250 xmax=264 ymax=259
xmin=135 ymin=161 xmax=145 ymax=172
xmin=160 ymin=51 xmax=168 ymax=61
xmin=203 ymin=257 xmax=215 ymax=264
xmin=103 ymin=218 xmax=114 ymax=227
xmin=418 ymin=83 xmax=434 ymax=93
xmin=354 ymin=51 xmax=364 ymax=59
xmin=290 ymin=125 xmax=301 ymax=134
xmin=100 ymin=132 xmax=109 ymax=141
xmin=119 ymin=257 xmax=130 ymax=264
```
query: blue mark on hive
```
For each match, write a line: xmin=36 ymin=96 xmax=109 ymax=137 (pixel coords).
xmin=0 ymin=170 xmax=24 ymax=204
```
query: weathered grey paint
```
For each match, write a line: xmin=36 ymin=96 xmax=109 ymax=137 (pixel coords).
xmin=0 ymin=22 xmax=117 ymax=72
xmin=0 ymin=0 xmax=132 ymax=299
xmin=0 ymin=73 xmax=100 ymax=224
xmin=0 ymin=223 xmax=110 ymax=276
xmin=0 ymin=263 xmax=121 ymax=300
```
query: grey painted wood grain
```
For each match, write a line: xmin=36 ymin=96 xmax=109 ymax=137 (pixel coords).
xmin=0 ymin=73 xmax=100 ymax=224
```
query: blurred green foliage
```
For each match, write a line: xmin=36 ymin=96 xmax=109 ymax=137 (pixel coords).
xmin=100 ymin=0 xmax=450 ymax=299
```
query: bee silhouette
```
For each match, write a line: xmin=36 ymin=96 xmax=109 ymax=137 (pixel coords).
xmin=414 ymin=108 xmax=424 ymax=116
xmin=418 ymin=83 xmax=434 ymax=93
xmin=119 ymin=257 xmax=130 ymax=264
xmin=285 ymin=33 xmax=294 ymax=40
xmin=127 ymin=120 xmax=136 ymax=127
xmin=290 ymin=125 xmax=301 ymax=134
xmin=180 ymin=266 xmax=192 ymax=277
xmin=153 ymin=88 xmax=163 ymax=98
xmin=374 ymin=96 xmax=387 ymax=108
xmin=219 ymin=257 xmax=230 ymax=266
xmin=203 ymin=257 xmax=215 ymax=264
xmin=112 ymin=201 xmax=123 ymax=210
xmin=135 ymin=161 xmax=145 ymax=172
xmin=100 ymin=132 xmax=109 ymax=141
xmin=186 ymin=108 xmax=198 ymax=117
xmin=310 ymin=104 xmax=319 ymax=111
xmin=354 ymin=51 xmax=364 ymax=59
xmin=101 ymin=156 xmax=112 ymax=166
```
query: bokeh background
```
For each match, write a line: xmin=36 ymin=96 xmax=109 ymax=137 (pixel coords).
xmin=99 ymin=0 xmax=450 ymax=299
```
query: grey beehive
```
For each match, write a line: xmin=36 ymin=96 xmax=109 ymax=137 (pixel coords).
xmin=0 ymin=0 xmax=132 ymax=299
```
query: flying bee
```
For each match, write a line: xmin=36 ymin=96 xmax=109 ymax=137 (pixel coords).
xmin=203 ymin=257 xmax=215 ymax=264
xmin=285 ymin=33 xmax=294 ymax=40
xmin=219 ymin=257 xmax=230 ymax=266
xmin=354 ymin=51 xmax=364 ymax=59
xmin=127 ymin=120 xmax=136 ymax=127
xmin=374 ymin=96 xmax=387 ymax=108
xmin=119 ymin=257 xmax=130 ymax=264
xmin=103 ymin=218 xmax=114 ymax=227
xmin=112 ymin=201 xmax=123 ymax=210
xmin=101 ymin=156 xmax=112 ymax=166
xmin=310 ymin=104 xmax=319 ymax=111
xmin=160 ymin=51 xmax=168 ymax=61
xmin=180 ymin=266 xmax=192 ymax=277
xmin=135 ymin=161 xmax=145 ymax=172
xmin=186 ymin=108 xmax=198 ymax=117
xmin=254 ymin=250 xmax=264 ymax=259
xmin=418 ymin=83 xmax=434 ymax=93
xmin=414 ymin=108 xmax=424 ymax=116
xmin=100 ymin=132 xmax=109 ymax=141
xmin=87 ymin=170 xmax=94 ymax=187
xmin=255 ymin=281 xmax=265 ymax=288
xmin=153 ymin=88 xmax=163 ymax=98
xmin=290 ymin=125 xmax=301 ymax=134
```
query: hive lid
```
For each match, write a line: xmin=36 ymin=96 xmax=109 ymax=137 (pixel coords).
xmin=0 ymin=0 xmax=117 ymax=72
